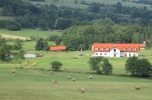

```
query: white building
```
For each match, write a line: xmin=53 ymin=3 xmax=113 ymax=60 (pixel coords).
xmin=92 ymin=43 xmax=140 ymax=57
xmin=24 ymin=54 xmax=36 ymax=58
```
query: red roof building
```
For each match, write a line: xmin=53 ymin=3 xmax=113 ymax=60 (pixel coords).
xmin=92 ymin=43 xmax=140 ymax=57
xmin=50 ymin=46 xmax=66 ymax=51
xmin=139 ymin=44 xmax=146 ymax=50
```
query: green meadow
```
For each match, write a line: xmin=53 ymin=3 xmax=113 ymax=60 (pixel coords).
xmin=0 ymin=29 xmax=152 ymax=100
xmin=0 ymin=47 xmax=152 ymax=100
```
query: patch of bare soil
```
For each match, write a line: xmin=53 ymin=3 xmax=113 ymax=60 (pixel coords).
xmin=0 ymin=33 xmax=31 ymax=40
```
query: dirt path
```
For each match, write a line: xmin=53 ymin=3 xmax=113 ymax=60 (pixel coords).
xmin=0 ymin=33 xmax=31 ymax=40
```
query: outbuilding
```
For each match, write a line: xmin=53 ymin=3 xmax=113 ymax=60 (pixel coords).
xmin=50 ymin=46 xmax=66 ymax=51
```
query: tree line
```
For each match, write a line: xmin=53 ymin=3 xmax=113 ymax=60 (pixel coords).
xmin=88 ymin=56 xmax=152 ymax=78
xmin=0 ymin=0 xmax=152 ymax=30
xmin=61 ymin=24 xmax=152 ymax=51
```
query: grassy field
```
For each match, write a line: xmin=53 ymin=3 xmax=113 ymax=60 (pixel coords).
xmin=0 ymin=47 xmax=152 ymax=100
xmin=1 ymin=29 xmax=152 ymax=100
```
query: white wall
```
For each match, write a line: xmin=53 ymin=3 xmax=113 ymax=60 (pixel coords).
xmin=110 ymin=48 xmax=120 ymax=57
xmin=92 ymin=51 xmax=138 ymax=57
xmin=120 ymin=52 xmax=138 ymax=57
xmin=92 ymin=52 xmax=110 ymax=57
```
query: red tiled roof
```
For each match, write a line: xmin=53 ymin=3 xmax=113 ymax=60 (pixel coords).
xmin=139 ymin=44 xmax=146 ymax=48
xmin=50 ymin=46 xmax=66 ymax=51
xmin=92 ymin=43 xmax=140 ymax=52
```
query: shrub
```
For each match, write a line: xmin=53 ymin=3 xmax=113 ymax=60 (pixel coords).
xmin=125 ymin=57 xmax=152 ymax=77
xmin=48 ymin=35 xmax=60 ymax=41
xmin=50 ymin=61 xmax=63 ymax=71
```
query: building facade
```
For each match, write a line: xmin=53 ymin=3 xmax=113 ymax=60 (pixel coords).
xmin=92 ymin=43 xmax=140 ymax=57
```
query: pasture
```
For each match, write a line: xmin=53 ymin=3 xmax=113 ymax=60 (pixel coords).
xmin=0 ymin=48 xmax=152 ymax=100
xmin=0 ymin=29 xmax=152 ymax=100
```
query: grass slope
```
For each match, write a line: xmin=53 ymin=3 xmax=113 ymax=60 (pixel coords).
xmin=1 ymin=29 xmax=152 ymax=100
xmin=0 ymin=49 xmax=152 ymax=100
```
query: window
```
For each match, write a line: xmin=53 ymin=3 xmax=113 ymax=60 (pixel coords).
xmin=95 ymin=48 xmax=98 ymax=50
xmin=101 ymin=48 xmax=104 ymax=50
xmin=100 ymin=53 xmax=102 ymax=55
xmin=95 ymin=53 xmax=98 ymax=55
xmin=129 ymin=54 xmax=131 ymax=57
xmin=133 ymin=48 xmax=136 ymax=50
xmin=104 ymin=53 xmax=107 ymax=55
xmin=128 ymin=48 xmax=131 ymax=50
xmin=125 ymin=54 xmax=127 ymax=57
xmin=106 ymin=48 xmax=109 ymax=50
xmin=114 ymin=49 xmax=116 ymax=52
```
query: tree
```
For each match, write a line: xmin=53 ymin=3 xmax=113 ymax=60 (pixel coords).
xmin=100 ymin=58 xmax=113 ymax=75
xmin=62 ymin=34 xmax=81 ymax=51
xmin=0 ymin=38 xmax=6 ymax=46
xmin=134 ymin=58 xmax=152 ymax=77
xmin=35 ymin=38 xmax=48 ymax=51
xmin=125 ymin=56 xmax=138 ymax=76
xmin=74 ymin=0 xmax=78 ymax=4
xmin=88 ymin=57 xmax=103 ymax=74
xmin=49 ymin=35 xmax=60 ymax=41
xmin=6 ymin=21 xmax=21 ymax=31
xmin=50 ymin=61 xmax=63 ymax=71
xmin=125 ymin=57 xmax=152 ymax=77
xmin=38 ymin=19 xmax=48 ymax=31
xmin=13 ymin=39 xmax=23 ymax=50
xmin=0 ymin=44 xmax=11 ymax=62
xmin=87 ymin=2 xmax=101 ymax=13
xmin=44 ymin=39 xmax=48 ymax=51
xmin=55 ymin=37 xmax=62 ymax=46
xmin=15 ymin=49 xmax=26 ymax=63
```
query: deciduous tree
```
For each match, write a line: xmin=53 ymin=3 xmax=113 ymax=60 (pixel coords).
xmin=50 ymin=61 xmax=63 ymax=71
xmin=100 ymin=58 xmax=113 ymax=75
xmin=125 ymin=57 xmax=152 ymax=77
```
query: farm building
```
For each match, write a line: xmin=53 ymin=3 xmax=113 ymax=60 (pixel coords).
xmin=24 ymin=54 xmax=36 ymax=58
xmin=50 ymin=46 xmax=66 ymax=51
xmin=92 ymin=43 xmax=140 ymax=57
xmin=139 ymin=44 xmax=146 ymax=50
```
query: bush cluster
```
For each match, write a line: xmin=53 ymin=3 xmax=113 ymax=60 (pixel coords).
xmin=125 ymin=57 xmax=152 ymax=77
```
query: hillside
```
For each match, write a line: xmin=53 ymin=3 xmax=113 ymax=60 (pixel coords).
xmin=0 ymin=0 xmax=152 ymax=31
xmin=0 ymin=0 xmax=152 ymax=50
xmin=27 ymin=0 xmax=152 ymax=9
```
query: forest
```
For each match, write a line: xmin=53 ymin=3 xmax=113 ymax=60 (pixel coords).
xmin=0 ymin=0 xmax=152 ymax=50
